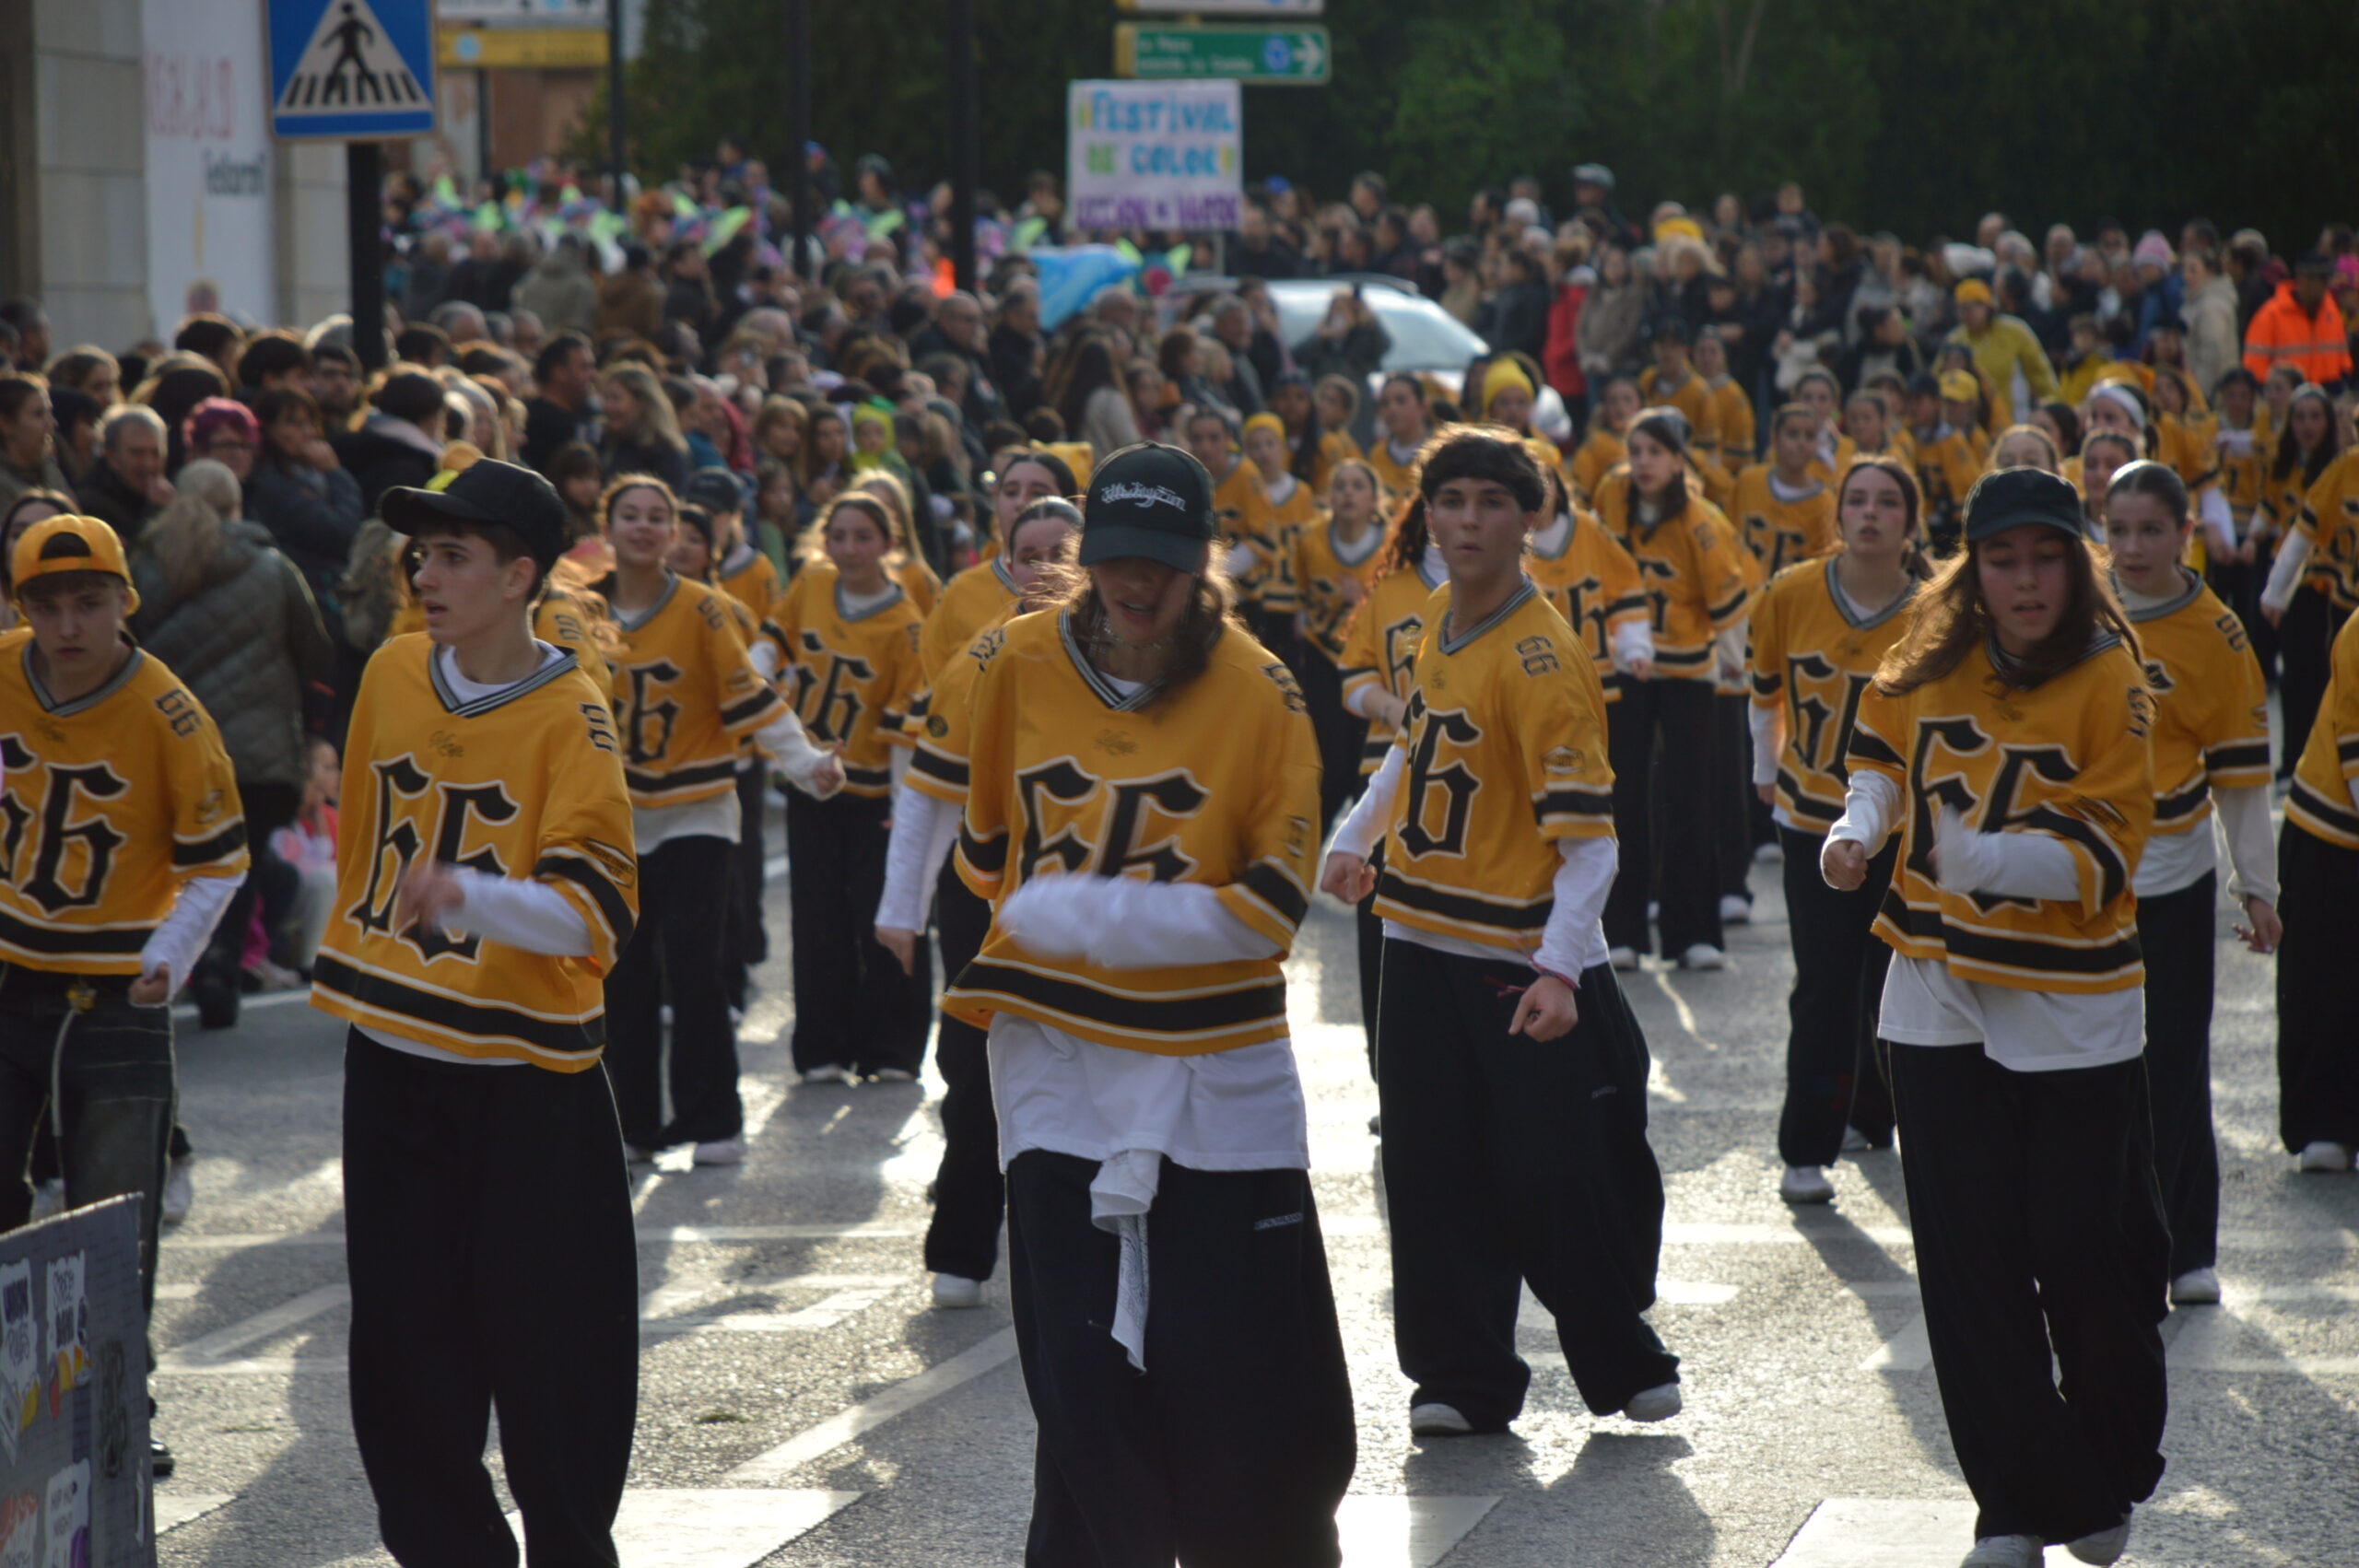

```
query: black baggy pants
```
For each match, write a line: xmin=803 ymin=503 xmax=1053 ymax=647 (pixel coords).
xmin=2274 ymin=586 xmax=2346 ymax=780
xmin=1353 ymin=844 xmax=1385 ymax=1076
xmin=722 ymin=766 xmax=769 ymax=1006
xmin=924 ymin=866 xmax=1003 ymax=1281
xmin=1885 ymin=1041 xmax=2169 ymax=1545
xmin=2138 ymin=872 xmax=2221 ymax=1274
xmin=784 ymin=790 xmax=930 ymax=1076
xmin=1376 ymin=939 xmax=1679 ymax=1422
xmin=1006 ymin=1149 xmax=1356 ymax=1568
xmin=604 ymin=833 xmax=742 ymax=1147
xmin=2275 ymin=824 xmax=2359 ymax=1152
xmin=342 ymin=1032 xmax=639 ymax=1568
xmin=1603 ymin=677 xmax=1721 ymax=957
xmin=1296 ymin=650 xmax=1358 ymax=837
xmin=1713 ymin=691 xmax=1755 ymax=902
xmin=1777 ymin=825 xmax=1897 ymax=1164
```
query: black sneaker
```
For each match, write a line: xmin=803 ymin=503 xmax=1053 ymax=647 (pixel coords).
xmin=150 ymin=1436 xmax=175 ymax=1478
xmin=192 ymin=975 xmax=239 ymax=1030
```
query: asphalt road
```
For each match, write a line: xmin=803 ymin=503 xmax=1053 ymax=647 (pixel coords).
xmin=145 ymin=823 xmax=2359 ymax=1567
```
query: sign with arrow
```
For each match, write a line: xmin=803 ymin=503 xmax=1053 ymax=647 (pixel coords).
xmin=1114 ymin=24 xmax=1331 ymax=85
xmin=267 ymin=0 xmax=437 ymax=139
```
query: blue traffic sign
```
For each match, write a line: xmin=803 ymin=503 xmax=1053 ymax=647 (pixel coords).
xmin=268 ymin=0 xmax=437 ymax=140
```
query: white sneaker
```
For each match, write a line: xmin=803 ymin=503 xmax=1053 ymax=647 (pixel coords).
xmin=1719 ymin=895 xmax=1752 ymax=924
xmin=160 ymin=1155 xmax=195 ymax=1225
xmin=1960 ymin=1538 xmax=2041 ymax=1568
xmin=1647 ymin=900 xmax=1661 ymax=921
xmin=2170 ymin=1267 xmax=2222 ymax=1305
xmin=1407 ymin=1403 xmax=1473 ymax=1436
xmin=870 ymin=1068 xmax=917 ymax=1083
xmin=1678 ymin=942 xmax=1725 ymax=970
xmin=1622 ymin=1382 xmax=1682 ymax=1422
xmin=801 ymin=1064 xmax=854 ymax=1085
xmin=1839 ymin=1126 xmax=1873 ymax=1153
xmin=1754 ymin=839 xmax=1784 ymax=863
xmin=2298 ymin=1140 xmax=2353 ymax=1172
xmin=29 ymin=1179 xmax=65 ymax=1222
xmin=2068 ymin=1515 xmax=2132 ymax=1564
xmin=1779 ymin=1164 xmax=1835 ymax=1204
xmin=691 ymin=1138 xmax=745 ymax=1166
xmin=1607 ymin=945 xmax=1639 ymax=972
xmin=931 ymin=1273 xmax=983 ymax=1309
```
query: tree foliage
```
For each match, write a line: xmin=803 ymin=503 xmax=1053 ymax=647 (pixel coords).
xmin=602 ymin=0 xmax=2357 ymax=250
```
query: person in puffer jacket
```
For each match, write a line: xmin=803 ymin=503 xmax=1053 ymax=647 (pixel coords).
xmin=130 ymin=459 xmax=334 ymax=1029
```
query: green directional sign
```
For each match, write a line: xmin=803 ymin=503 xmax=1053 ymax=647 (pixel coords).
xmin=1114 ymin=24 xmax=1331 ymax=85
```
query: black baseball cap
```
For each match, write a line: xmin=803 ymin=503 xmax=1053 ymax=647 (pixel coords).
xmin=682 ymin=466 xmax=745 ymax=513
xmin=1963 ymin=466 xmax=2085 ymax=544
xmin=382 ymin=457 xmax=569 ymax=568
xmin=1079 ymin=442 xmax=1215 ymax=572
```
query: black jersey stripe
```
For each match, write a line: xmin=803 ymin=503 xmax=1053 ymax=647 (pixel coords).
xmin=1654 ymin=645 xmax=1712 ymax=669
xmin=1375 ymin=869 xmax=1550 ymax=933
xmin=1848 ymin=728 xmax=1904 ymax=768
xmin=534 ymin=852 xmax=637 ymax=954
xmin=2288 ymin=778 xmax=2359 ymax=841
xmin=1532 ymin=787 xmax=1614 ymax=821
xmin=1238 ymin=863 xmax=1309 ymax=929
xmin=2154 ymin=778 xmax=2212 ymax=823
xmin=624 ymin=758 xmax=738 ymax=796
xmin=842 ymin=762 xmax=893 ymax=790
xmin=2206 ymin=741 xmax=2271 ymax=773
xmin=2338 ymin=737 xmax=2359 ymax=764
xmin=172 ymin=821 xmax=249 ymax=867
xmin=0 ymin=908 xmax=149 ymax=957
xmin=904 ymin=691 xmax=932 ymax=722
xmin=313 ymin=956 xmax=604 ymax=1059
xmin=1751 ymin=672 xmax=1781 ymax=697
xmin=1877 ymin=894 xmax=2144 ymax=977
xmin=720 ymin=688 xmax=787 ymax=730
xmin=910 ymin=748 xmax=969 ymax=790
xmin=950 ymin=959 xmax=1285 ymax=1038
xmin=2024 ymin=806 xmax=2129 ymax=907
xmin=1774 ymin=770 xmax=1842 ymax=822
xmin=959 ymin=824 xmax=1008 ymax=874
xmin=1706 ymin=585 xmax=1750 ymax=621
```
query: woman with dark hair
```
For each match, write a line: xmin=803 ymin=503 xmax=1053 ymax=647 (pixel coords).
xmin=131 ymin=355 xmax=232 ymax=474
xmin=1578 ymin=243 xmax=1648 ymax=385
xmin=247 ymin=386 xmax=364 ymax=631
xmin=1824 ymin=466 xmax=2163 ymax=1568
xmin=1592 ymin=407 xmax=1755 ymax=968
xmin=943 ymin=443 xmax=1354 ymax=1563
xmin=1269 ymin=370 xmax=1357 ymax=490
xmin=1750 ymin=458 xmax=1921 ymax=1203
xmin=2258 ymin=385 xmax=2348 ymax=778
xmin=1366 ymin=373 xmax=1432 ymax=497
xmin=2102 ymin=460 xmax=2277 ymax=1293
xmin=1053 ymin=335 xmax=1140 ymax=462
xmin=0 ymin=488 xmax=73 ymax=627
xmin=1156 ymin=325 xmax=1232 ymax=422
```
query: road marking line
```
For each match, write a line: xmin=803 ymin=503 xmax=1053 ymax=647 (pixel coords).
xmin=162 ymin=1285 xmax=349 ymax=1365
xmin=1336 ymin=1495 xmax=1498 ymax=1567
xmin=1772 ymin=1497 xmax=1978 ymax=1566
xmin=1860 ymin=1313 xmax=1931 ymax=1372
xmin=1648 ymin=969 xmax=1725 ymax=1050
xmin=650 ymin=1289 xmax=898 ymax=1336
xmin=722 ymin=1328 xmax=1020 ymax=1483
xmin=156 ymin=1492 xmax=236 ymax=1534
xmin=505 ymin=1488 xmax=862 ymax=1566
xmin=155 ymin=1283 xmax=200 ymax=1301
xmin=640 ymin=1273 xmax=907 ymax=1318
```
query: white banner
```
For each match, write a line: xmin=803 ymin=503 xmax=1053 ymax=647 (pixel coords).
xmin=1066 ymin=79 xmax=1242 ymax=232
xmin=144 ymin=0 xmax=279 ymax=338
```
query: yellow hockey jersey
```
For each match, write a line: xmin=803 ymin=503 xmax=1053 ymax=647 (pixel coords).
xmin=1374 ymin=583 xmax=1616 ymax=950
xmin=312 ymin=635 xmax=635 ymax=1069
xmin=1338 ymin=556 xmax=1445 ymax=775
xmin=1731 ymin=465 xmax=1838 ymax=577
xmin=1637 ymin=369 xmax=1720 ymax=467
xmin=1366 ymin=437 xmax=1424 ymax=499
xmin=1564 ymin=428 xmax=1626 ymax=505
xmin=906 ymin=613 xmax=1015 ymax=809
xmin=768 ymin=569 xmax=925 ymax=797
xmin=1590 ymin=470 xmax=1754 ymax=679
xmin=1210 ymin=457 xmax=1275 ymax=608
xmin=602 ymin=572 xmax=785 ymax=809
xmin=2127 ymin=570 xmax=2271 ymax=835
xmin=2286 ymin=604 xmax=2359 ymax=848
xmin=1250 ymin=473 xmax=1321 ymax=615
xmin=918 ymin=556 xmax=1023 ymax=687
xmin=0 ymin=632 xmax=246 ymax=973
xmin=1289 ymin=513 xmax=1391 ymax=661
xmin=1806 ymin=429 xmax=1860 ymax=491
xmin=1910 ymin=425 xmax=1982 ymax=546
xmin=945 ymin=611 xmax=1320 ymax=1056
xmin=2295 ymin=449 xmax=2359 ymax=611
xmin=1847 ymin=638 xmax=2154 ymax=993
xmin=1523 ymin=511 xmax=1648 ymax=700
xmin=1748 ymin=557 xmax=1918 ymax=834
xmin=718 ymin=543 xmax=786 ymax=627
xmin=1705 ymin=378 xmax=1755 ymax=498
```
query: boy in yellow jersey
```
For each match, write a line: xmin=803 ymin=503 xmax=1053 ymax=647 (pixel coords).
xmin=1326 ymin=427 xmax=1679 ymax=1436
xmin=1825 ymin=468 xmax=2163 ymax=1568
xmin=312 ymin=460 xmax=640 ymax=1566
xmin=764 ymin=493 xmax=928 ymax=1082
xmin=2279 ymin=605 xmax=2359 ymax=1173
xmin=944 ymin=445 xmax=1354 ymax=1562
xmin=1733 ymin=405 xmax=1839 ymax=575
xmin=0 ymin=516 xmax=246 ymax=1480
xmin=1907 ymin=372 xmax=1983 ymax=554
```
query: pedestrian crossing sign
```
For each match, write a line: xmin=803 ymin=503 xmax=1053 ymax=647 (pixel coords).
xmin=268 ymin=0 xmax=436 ymax=140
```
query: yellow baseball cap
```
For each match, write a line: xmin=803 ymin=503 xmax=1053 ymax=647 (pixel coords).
xmin=1938 ymin=369 xmax=1980 ymax=403
xmin=10 ymin=515 xmax=139 ymax=614
xmin=1954 ymin=278 xmax=1994 ymax=307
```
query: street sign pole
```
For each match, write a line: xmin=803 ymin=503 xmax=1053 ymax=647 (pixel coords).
xmin=949 ymin=0 xmax=978 ymax=293
xmin=788 ymin=0 xmax=811 ymax=281
xmin=606 ymin=0 xmax=626 ymax=207
xmin=347 ymin=141 xmax=385 ymax=370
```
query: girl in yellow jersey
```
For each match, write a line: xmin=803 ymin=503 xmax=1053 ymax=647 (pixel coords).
xmin=1243 ymin=412 xmax=1321 ymax=638
xmin=2076 ymin=431 xmax=2139 ymax=536
xmin=1270 ymin=369 xmax=1361 ymax=494
xmin=1749 ymin=459 xmax=1921 ymax=1203
xmin=1475 ymin=356 xmax=1563 ymax=471
xmin=1825 ymin=468 xmax=2164 ymax=1568
xmin=2208 ymin=369 xmax=2270 ymax=638
xmin=943 ymin=444 xmax=1352 ymax=1562
xmin=2277 ymin=606 xmax=2359 ymax=1173
xmin=768 ymin=493 xmax=927 ymax=1083
xmin=1525 ymin=467 xmax=1651 ymax=696
xmin=2259 ymin=385 xmax=2349 ymax=779
xmin=1325 ymin=427 xmax=1683 ymax=1435
xmin=2102 ymin=462 xmax=2279 ymax=1300
xmin=1182 ymin=405 xmax=1276 ymax=629
xmin=874 ymin=499 xmax=1077 ymax=1308
xmin=971 ymin=447 xmax=1078 ymax=564
xmin=598 ymin=476 xmax=840 ymax=1161
xmin=1694 ymin=332 xmax=1755 ymax=502
xmin=1793 ymin=368 xmax=1858 ymax=489
xmin=1733 ymin=405 xmax=1839 ymax=576
xmin=1289 ymin=458 xmax=1392 ymax=828
xmin=1592 ymin=408 xmax=1755 ymax=967
xmin=1565 ymin=375 xmax=1639 ymax=504
xmin=1366 ymin=373 xmax=1435 ymax=498
xmin=1845 ymin=388 xmax=1915 ymax=473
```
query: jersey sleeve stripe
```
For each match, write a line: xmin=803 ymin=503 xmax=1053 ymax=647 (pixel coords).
xmin=1848 ymin=728 xmax=1904 ymax=768
xmin=1750 ymin=673 xmax=1781 ymax=697
xmin=910 ymin=749 xmax=969 ymax=790
xmin=2338 ymin=737 xmax=2359 ymax=765
xmin=2154 ymin=778 xmax=2212 ymax=823
xmin=625 ymin=758 xmax=736 ymax=797
xmin=1707 ymin=586 xmax=1749 ymax=621
xmin=533 ymin=852 xmax=637 ymax=954
xmin=2024 ymin=806 xmax=2129 ymax=907
xmin=843 ymin=761 xmax=892 ymax=790
xmin=2205 ymin=741 xmax=2271 ymax=775
xmin=1654 ymin=646 xmax=1712 ymax=671
xmin=958 ymin=825 xmax=1007 ymax=874
xmin=1774 ymin=770 xmax=1842 ymax=823
xmin=720 ymin=688 xmax=787 ymax=731
xmin=953 ymin=958 xmax=1285 ymax=1036
xmin=312 ymin=955 xmax=604 ymax=1060
xmin=905 ymin=692 xmax=932 ymax=722
xmin=1532 ymin=787 xmax=1614 ymax=821
xmin=172 ymin=822 xmax=249 ymax=866
xmin=1236 ymin=863 xmax=1309 ymax=930
xmin=2288 ymin=778 xmax=2359 ymax=842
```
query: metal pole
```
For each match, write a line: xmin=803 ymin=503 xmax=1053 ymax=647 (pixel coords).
xmin=788 ymin=0 xmax=811 ymax=282
xmin=949 ymin=0 xmax=978 ymax=293
xmin=347 ymin=141 xmax=386 ymax=371
xmin=475 ymin=68 xmax=493 ymax=186
xmin=606 ymin=0 xmax=628 ymax=209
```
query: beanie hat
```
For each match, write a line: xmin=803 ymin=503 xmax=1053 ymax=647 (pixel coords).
xmin=1241 ymin=411 xmax=1286 ymax=444
xmin=2132 ymin=231 xmax=2175 ymax=270
xmin=1480 ymin=357 xmax=1535 ymax=415
xmin=1953 ymin=278 xmax=1995 ymax=308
